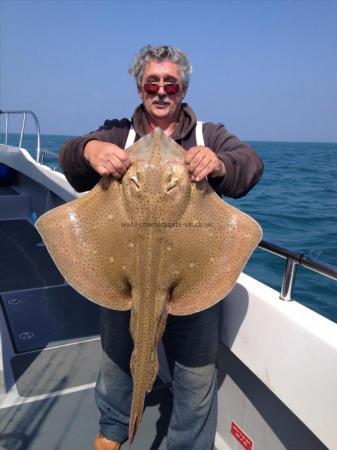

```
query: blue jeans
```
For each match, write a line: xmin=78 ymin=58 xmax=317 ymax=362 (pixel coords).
xmin=95 ymin=302 xmax=221 ymax=449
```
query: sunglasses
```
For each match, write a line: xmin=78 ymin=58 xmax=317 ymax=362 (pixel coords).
xmin=143 ymin=82 xmax=180 ymax=95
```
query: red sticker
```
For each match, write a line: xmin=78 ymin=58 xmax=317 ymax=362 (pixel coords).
xmin=231 ymin=421 xmax=253 ymax=450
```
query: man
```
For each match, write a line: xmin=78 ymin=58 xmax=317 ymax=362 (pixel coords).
xmin=60 ymin=45 xmax=263 ymax=450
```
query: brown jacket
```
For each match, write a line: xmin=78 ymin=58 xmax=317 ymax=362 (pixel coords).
xmin=59 ymin=103 xmax=263 ymax=198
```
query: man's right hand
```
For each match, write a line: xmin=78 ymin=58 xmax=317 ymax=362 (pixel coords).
xmin=83 ymin=140 xmax=131 ymax=178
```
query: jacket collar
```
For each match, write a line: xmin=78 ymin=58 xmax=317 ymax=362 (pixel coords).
xmin=131 ymin=103 xmax=197 ymax=140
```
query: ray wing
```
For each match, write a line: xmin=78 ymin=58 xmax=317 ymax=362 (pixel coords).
xmin=36 ymin=180 xmax=132 ymax=310
xmin=167 ymin=181 xmax=262 ymax=315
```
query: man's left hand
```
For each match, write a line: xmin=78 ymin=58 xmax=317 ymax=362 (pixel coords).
xmin=185 ymin=146 xmax=226 ymax=182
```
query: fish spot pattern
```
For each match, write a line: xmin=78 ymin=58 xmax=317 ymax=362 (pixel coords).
xmin=35 ymin=128 xmax=262 ymax=442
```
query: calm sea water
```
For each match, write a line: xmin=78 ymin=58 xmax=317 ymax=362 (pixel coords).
xmin=4 ymin=133 xmax=337 ymax=323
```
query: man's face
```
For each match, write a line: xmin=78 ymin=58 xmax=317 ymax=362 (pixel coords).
xmin=139 ymin=60 xmax=187 ymax=122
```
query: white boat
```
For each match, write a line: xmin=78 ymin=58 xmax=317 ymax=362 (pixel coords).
xmin=0 ymin=111 xmax=336 ymax=450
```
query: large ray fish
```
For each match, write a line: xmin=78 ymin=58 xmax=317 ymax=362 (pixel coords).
xmin=36 ymin=128 xmax=262 ymax=442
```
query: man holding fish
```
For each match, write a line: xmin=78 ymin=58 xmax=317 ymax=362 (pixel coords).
xmin=60 ymin=45 xmax=263 ymax=450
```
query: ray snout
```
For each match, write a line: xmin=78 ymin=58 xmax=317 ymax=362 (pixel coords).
xmin=128 ymin=127 xmax=186 ymax=165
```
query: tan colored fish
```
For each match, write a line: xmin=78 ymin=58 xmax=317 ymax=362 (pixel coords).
xmin=36 ymin=128 xmax=262 ymax=442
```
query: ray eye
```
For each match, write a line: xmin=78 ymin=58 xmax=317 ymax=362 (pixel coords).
xmin=130 ymin=176 xmax=140 ymax=190
xmin=166 ymin=178 xmax=178 ymax=193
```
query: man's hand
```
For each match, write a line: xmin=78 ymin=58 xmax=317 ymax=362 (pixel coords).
xmin=185 ymin=146 xmax=226 ymax=182
xmin=84 ymin=140 xmax=130 ymax=178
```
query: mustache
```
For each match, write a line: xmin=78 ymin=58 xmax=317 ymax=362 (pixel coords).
xmin=153 ymin=99 xmax=170 ymax=105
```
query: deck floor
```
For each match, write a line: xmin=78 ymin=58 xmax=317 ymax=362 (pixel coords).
xmin=0 ymin=386 xmax=172 ymax=450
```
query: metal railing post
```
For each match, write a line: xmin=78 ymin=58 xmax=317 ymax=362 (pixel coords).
xmin=30 ymin=110 xmax=41 ymax=163
xmin=5 ymin=113 xmax=9 ymax=144
xmin=19 ymin=112 xmax=27 ymax=148
xmin=280 ymin=258 xmax=298 ymax=301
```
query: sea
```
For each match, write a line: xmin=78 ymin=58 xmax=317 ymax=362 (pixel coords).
xmin=3 ymin=133 xmax=337 ymax=323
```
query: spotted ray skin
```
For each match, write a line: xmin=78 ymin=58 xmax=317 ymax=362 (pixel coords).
xmin=36 ymin=128 xmax=262 ymax=442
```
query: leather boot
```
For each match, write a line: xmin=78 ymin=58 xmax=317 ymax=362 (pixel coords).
xmin=93 ymin=434 xmax=121 ymax=450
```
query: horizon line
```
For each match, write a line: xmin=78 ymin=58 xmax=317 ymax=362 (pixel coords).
xmin=1 ymin=131 xmax=337 ymax=146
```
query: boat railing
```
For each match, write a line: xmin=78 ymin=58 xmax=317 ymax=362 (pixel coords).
xmin=258 ymin=239 xmax=337 ymax=301
xmin=1 ymin=111 xmax=336 ymax=304
xmin=0 ymin=110 xmax=42 ymax=163
xmin=40 ymin=149 xmax=59 ymax=166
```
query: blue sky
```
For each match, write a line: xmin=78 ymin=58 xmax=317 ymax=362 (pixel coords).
xmin=1 ymin=0 xmax=337 ymax=142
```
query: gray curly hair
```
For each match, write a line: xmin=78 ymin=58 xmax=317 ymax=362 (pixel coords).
xmin=129 ymin=45 xmax=192 ymax=89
